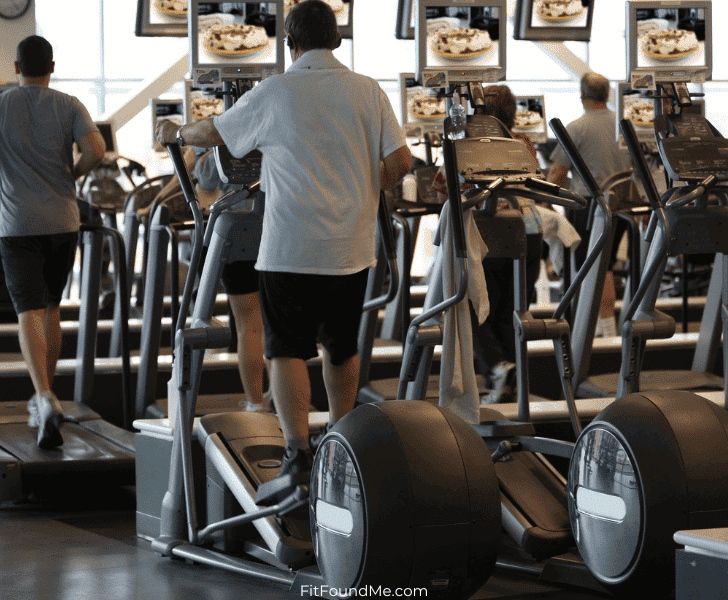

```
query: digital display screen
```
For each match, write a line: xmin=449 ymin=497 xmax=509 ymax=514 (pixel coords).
xmin=190 ymin=1 xmax=284 ymax=82
xmin=616 ymin=83 xmax=655 ymax=146
xmin=529 ymin=0 xmax=592 ymax=28
xmin=283 ymin=0 xmax=353 ymax=33
xmin=513 ymin=96 xmax=546 ymax=143
xmin=424 ymin=6 xmax=501 ymax=70
xmin=184 ymin=80 xmax=225 ymax=124
xmin=136 ymin=0 xmax=188 ymax=37
xmin=400 ymin=73 xmax=446 ymax=137
xmin=635 ymin=8 xmax=706 ymax=69
xmin=95 ymin=122 xmax=117 ymax=155
xmin=150 ymin=0 xmax=188 ymax=26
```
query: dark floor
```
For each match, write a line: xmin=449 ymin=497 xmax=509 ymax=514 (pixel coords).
xmin=0 ymin=484 xmax=617 ymax=600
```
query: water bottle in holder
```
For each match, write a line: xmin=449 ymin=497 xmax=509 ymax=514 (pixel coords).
xmin=449 ymin=102 xmax=467 ymax=140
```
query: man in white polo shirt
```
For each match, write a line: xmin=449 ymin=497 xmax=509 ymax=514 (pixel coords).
xmin=157 ymin=0 xmax=411 ymax=483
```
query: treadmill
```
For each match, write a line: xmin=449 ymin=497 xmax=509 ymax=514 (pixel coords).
xmin=0 ymin=212 xmax=135 ymax=503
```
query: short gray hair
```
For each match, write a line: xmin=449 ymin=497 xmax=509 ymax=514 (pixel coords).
xmin=580 ymin=72 xmax=610 ymax=102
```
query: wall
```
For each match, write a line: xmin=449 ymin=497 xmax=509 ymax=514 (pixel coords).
xmin=0 ymin=1 xmax=35 ymax=83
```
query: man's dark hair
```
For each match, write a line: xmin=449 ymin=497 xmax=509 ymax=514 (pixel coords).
xmin=17 ymin=35 xmax=54 ymax=77
xmin=482 ymin=85 xmax=517 ymax=130
xmin=285 ymin=0 xmax=339 ymax=52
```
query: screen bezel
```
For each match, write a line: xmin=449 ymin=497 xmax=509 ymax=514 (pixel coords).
xmin=338 ymin=0 xmax=354 ymax=40
xmin=95 ymin=121 xmax=119 ymax=157
xmin=416 ymin=0 xmax=508 ymax=85
xmin=135 ymin=0 xmax=188 ymax=37
xmin=626 ymin=0 xmax=712 ymax=84
xmin=513 ymin=0 xmax=595 ymax=42
xmin=189 ymin=0 xmax=285 ymax=84
xmin=396 ymin=0 xmax=416 ymax=40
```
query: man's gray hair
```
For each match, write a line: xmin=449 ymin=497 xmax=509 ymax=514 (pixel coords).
xmin=580 ymin=72 xmax=610 ymax=102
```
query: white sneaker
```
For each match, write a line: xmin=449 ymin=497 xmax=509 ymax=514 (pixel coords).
xmin=244 ymin=390 xmax=274 ymax=413
xmin=27 ymin=395 xmax=39 ymax=428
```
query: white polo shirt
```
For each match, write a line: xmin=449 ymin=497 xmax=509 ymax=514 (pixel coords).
xmin=214 ymin=50 xmax=406 ymax=275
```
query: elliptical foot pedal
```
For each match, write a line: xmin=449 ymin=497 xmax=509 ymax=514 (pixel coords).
xmin=256 ymin=474 xmax=309 ymax=506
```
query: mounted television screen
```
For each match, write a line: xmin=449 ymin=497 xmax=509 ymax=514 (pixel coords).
xmin=513 ymin=96 xmax=547 ymax=144
xmin=136 ymin=0 xmax=188 ymax=37
xmin=183 ymin=80 xmax=226 ymax=124
xmin=513 ymin=0 xmax=595 ymax=42
xmin=190 ymin=1 xmax=284 ymax=84
xmin=416 ymin=0 xmax=507 ymax=85
xmin=396 ymin=0 xmax=416 ymax=40
xmin=626 ymin=1 xmax=712 ymax=84
xmin=616 ymin=82 xmax=656 ymax=147
xmin=152 ymin=99 xmax=185 ymax=151
xmin=399 ymin=73 xmax=446 ymax=138
xmin=95 ymin=121 xmax=118 ymax=159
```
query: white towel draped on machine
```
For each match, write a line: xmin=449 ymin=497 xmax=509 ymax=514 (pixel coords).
xmin=421 ymin=201 xmax=489 ymax=425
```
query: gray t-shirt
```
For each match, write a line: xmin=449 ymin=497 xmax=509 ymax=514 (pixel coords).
xmin=0 ymin=85 xmax=98 ymax=237
xmin=549 ymin=108 xmax=631 ymax=197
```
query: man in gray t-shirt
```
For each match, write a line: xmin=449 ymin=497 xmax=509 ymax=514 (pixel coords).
xmin=0 ymin=36 xmax=105 ymax=448
xmin=549 ymin=72 xmax=632 ymax=336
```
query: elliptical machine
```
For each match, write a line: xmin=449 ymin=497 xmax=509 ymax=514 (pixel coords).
xmin=567 ymin=82 xmax=728 ymax=597
xmin=144 ymin=143 xmax=501 ymax=599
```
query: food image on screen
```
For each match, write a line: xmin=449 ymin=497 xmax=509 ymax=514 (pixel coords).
xmin=202 ymin=23 xmax=269 ymax=56
xmin=155 ymin=0 xmax=188 ymax=17
xmin=513 ymin=110 xmax=543 ymax=130
xmin=624 ymin=97 xmax=654 ymax=128
xmin=635 ymin=8 xmax=706 ymax=68
xmin=407 ymin=91 xmax=446 ymax=120
xmin=194 ymin=2 xmax=278 ymax=67
xmin=431 ymin=27 xmax=492 ymax=59
xmin=534 ymin=0 xmax=584 ymax=21
xmin=191 ymin=94 xmax=224 ymax=119
xmin=425 ymin=8 xmax=499 ymax=68
xmin=642 ymin=29 xmax=698 ymax=60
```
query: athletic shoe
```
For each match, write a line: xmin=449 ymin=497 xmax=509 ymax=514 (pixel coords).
xmin=255 ymin=446 xmax=313 ymax=506
xmin=35 ymin=393 xmax=64 ymax=449
xmin=484 ymin=361 xmax=517 ymax=404
xmin=27 ymin=395 xmax=39 ymax=428
xmin=309 ymin=422 xmax=331 ymax=452
xmin=244 ymin=390 xmax=274 ymax=413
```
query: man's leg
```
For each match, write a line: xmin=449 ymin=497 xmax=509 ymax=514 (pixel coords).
xmin=321 ymin=349 xmax=359 ymax=424
xmin=18 ymin=308 xmax=53 ymax=396
xmin=270 ymin=356 xmax=311 ymax=450
xmin=18 ymin=307 xmax=63 ymax=448
xmin=44 ymin=304 xmax=62 ymax=386
xmin=228 ymin=292 xmax=269 ymax=410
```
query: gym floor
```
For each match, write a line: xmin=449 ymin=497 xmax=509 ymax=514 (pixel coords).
xmin=0 ymin=484 xmax=612 ymax=600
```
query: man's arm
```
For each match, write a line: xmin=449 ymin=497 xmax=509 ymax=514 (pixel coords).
xmin=380 ymin=145 xmax=412 ymax=190
xmin=547 ymin=164 xmax=570 ymax=189
xmin=73 ymin=130 xmax=105 ymax=179
xmin=156 ymin=116 xmax=224 ymax=148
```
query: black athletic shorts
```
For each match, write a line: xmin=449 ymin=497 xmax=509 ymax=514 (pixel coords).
xmin=259 ymin=269 xmax=369 ymax=365
xmin=221 ymin=260 xmax=259 ymax=295
xmin=0 ymin=232 xmax=78 ymax=315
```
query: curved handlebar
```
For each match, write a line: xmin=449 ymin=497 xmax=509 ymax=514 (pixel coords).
xmin=665 ymin=175 xmax=717 ymax=208
xmin=165 ymin=143 xmax=205 ymax=334
xmin=524 ymin=178 xmax=588 ymax=210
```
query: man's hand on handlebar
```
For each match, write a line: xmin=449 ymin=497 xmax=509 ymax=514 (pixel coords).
xmin=155 ymin=119 xmax=181 ymax=146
